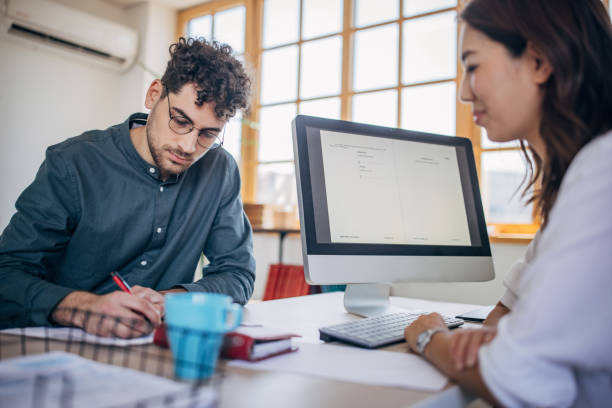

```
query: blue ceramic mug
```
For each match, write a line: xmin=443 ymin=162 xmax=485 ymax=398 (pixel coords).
xmin=165 ymin=293 xmax=242 ymax=380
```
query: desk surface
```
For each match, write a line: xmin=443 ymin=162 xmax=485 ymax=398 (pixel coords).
xmin=0 ymin=293 xmax=483 ymax=408
xmin=218 ymin=292 xmax=482 ymax=408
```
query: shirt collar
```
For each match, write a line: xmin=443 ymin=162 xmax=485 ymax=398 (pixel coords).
xmin=116 ymin=113 xmax=180 ymax=184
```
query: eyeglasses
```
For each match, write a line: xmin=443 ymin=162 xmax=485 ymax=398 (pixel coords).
xmin=165 ymin=87 xmax=224 ymax=151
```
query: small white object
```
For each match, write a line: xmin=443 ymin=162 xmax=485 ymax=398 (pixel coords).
xmin=159 ymin=186 xmax=164 ymax=192
xmin=149 ymin=168 xmax=155 ymax=174
xmin=140 ymin=260 xmax=147 ymax=266
xmin=156 ymin=228 xmax=162 ymax=233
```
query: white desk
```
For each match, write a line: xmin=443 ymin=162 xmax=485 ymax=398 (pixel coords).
xmin=217 ymin=292 xmax=484 ymax=407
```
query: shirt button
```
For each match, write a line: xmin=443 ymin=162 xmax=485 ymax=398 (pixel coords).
xmin=149 ymin=168 xmax=155 ymax=174
xmin=140 ymin=260 xmax=148 ymax=266
xmin=159 ymin=186 xmax=164 ymax=192
xmin=156 ymin=227 xmax=162 ymax=233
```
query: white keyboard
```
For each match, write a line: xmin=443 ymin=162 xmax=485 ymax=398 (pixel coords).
xmin=319 ymin=312 xmax=464 ymax=348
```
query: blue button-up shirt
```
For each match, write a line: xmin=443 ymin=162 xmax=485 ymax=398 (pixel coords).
xmin=0 ymin=113 xmax=255 ymax=327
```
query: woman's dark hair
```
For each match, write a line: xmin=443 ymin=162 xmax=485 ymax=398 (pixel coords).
xmin=460 ymin=0 xmax=612 ymax=227
xmin=160 ymin=37 xmax=251 ymax=120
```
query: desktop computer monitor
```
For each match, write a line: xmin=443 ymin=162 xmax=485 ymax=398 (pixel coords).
xmin=292 ymin=115 xmax=494 ymax=317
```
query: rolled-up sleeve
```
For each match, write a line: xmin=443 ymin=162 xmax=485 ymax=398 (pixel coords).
xmin=0 ymin=148 xmax=80 ymax=327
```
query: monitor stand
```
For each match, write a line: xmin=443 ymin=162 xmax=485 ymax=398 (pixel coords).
xmin=344 ymin=283 xmax=403 ymax=317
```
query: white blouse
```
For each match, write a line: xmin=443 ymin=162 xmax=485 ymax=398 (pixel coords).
xmin=478 ymin=130 xmax=612 ymax=407
xmin=499 ymin=229 xmax=540 ymax=310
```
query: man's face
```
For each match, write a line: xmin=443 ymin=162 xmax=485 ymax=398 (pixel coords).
xmin=146 ymin=83 xmax=226 ymax=179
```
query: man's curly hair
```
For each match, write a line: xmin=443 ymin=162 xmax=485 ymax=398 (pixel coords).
xmin=160 ymin=37 xmax=251 ymax=120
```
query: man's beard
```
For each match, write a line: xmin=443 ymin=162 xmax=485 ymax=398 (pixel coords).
xmin=145 ymin=110 xmax=194 ymax=177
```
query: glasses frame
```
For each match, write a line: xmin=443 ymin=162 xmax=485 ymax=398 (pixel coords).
xmin=165 ymin=86 xmax=225 ymax=151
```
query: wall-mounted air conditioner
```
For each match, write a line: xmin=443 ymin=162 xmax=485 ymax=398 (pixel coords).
xmin=2 ymin=0 xmax=138 ymax=71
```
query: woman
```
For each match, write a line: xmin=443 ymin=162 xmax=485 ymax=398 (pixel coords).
xmin=404 ymin=0 xmax=612 ymax=406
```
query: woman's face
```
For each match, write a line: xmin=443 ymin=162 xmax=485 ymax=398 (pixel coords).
xmin=459 ymin=24 xmax=550 ymax=152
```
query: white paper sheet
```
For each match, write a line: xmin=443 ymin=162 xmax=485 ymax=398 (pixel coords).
xmin=0 ymin=351 xmax=215 ymax=408
xmin=228 ymin=341 xmax=448 ymax=391
xmin=0 ymin=327 xmax=153 ymax=346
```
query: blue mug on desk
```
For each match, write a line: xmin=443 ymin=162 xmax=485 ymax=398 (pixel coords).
xmin=165 ymin=293 xmax=242 ymax=380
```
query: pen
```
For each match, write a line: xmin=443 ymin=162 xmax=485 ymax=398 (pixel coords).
xmin=110 ymin=271 xmax=132 ymax=293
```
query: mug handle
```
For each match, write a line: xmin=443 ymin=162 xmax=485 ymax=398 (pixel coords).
xmin=225 ymin=303 xmax=242 ymax=331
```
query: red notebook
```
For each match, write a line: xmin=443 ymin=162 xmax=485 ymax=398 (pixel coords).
xmin=221 ymin=326 xmax=300 ymax=361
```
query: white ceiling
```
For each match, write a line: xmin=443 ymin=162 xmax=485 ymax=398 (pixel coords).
xmin=102 ymin=0 xmax=211 ymax=11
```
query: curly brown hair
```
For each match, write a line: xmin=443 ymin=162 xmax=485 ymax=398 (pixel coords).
xmin=160 ymin=37 xmax=251 ymax=121
xmin=460 ymin=0 xmax=612 ymax=227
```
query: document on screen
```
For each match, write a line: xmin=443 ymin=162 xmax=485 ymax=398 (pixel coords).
xmin=320 ymin=130 xmax=471 ymax=246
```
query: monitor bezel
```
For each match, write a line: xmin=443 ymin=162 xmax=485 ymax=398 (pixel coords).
xmin=293 ymin=114 xmax=492 ymax=257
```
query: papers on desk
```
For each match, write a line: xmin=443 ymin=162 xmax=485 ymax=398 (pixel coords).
xmin=0 ymin=351 xmax=216 ymax=408
xmin=228 ymin=341 xmax=448 ymax=391
xmin=0 ymin=327 xmax=153 ymax=346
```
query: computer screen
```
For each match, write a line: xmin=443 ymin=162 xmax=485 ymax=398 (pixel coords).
xmin=292 ymin=115 xmax=494 ymax=316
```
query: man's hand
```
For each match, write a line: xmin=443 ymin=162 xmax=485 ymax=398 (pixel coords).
xmin=132 ymin=285 xmax=165 ymax=317
xmin=449 ymin=327 xmax=497 ymax=370
xmin=51 ymin=289 xmax=163 ymax=338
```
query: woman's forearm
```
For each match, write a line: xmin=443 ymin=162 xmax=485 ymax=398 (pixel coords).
xmin=424 ymin=332 xmax=501 ymax=406
xmin=483 ymin=302 xmax=510 ymax=326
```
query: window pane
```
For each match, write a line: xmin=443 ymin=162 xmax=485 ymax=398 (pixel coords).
xmin=402 ymin=11 xmax=456 ymax=84
xmin=258 ymin=103 xmax=297 ymax=162
xmin=222 ymin=113 xmax=242 ymax=162
xmin=481 ymin=151 xmax=533 ymax=224
xmin=214 ymin=6 xmax=245 ymax=54
xmin=303 ymin=0 xmax=343 ymax=39
xmin=263 ymin=0 xmax=299 ymax=48
xmin=353 ymin=24 xmax=398 ymax=91
xmin=300 ymin=36 xmax=342 ymax=99
xmin=352 ymin=90 xmax=397 ymax=128
xmin=403 ymin=0 xmax=456 ymax=17
xmin=354 ymin=0 xmax=399 ymax=28
xmin=481 ymin=129 xmax=521 ymax=149
xmin=260 ymin=46 xmax=298 ymax=104
xmin=188 ymin=15 xmax=212 ymax=39
xmin=299 ymin=97 xmax=341 ymax=119
xmin=256 ymin=162 xmax=298 ymax=207
xmin=401 ymin=81 xmax=455 ymax=136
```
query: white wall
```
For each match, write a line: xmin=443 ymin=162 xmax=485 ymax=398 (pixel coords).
xmin=252 ymin=234 xmax=528 ymax=306
xmin=0 ymin=0 xmax=176 ymax=231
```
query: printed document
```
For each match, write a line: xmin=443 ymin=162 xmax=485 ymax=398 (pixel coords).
xmin=229 ymin=341 xmax=448 ymax=391
xmin=0 ymin=352 xmax=216 ymax=407
xmin=0 ymin=327 xmax=153 ymax=346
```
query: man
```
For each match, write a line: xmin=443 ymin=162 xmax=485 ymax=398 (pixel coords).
xmin=0 ymin=38 xmax=255 ymax=338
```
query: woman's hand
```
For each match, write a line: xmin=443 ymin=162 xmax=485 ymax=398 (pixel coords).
xmin=449 ymin=327 xmax=497 ymax=370
xmin=404 ymin=313 xmax=447 ymax=352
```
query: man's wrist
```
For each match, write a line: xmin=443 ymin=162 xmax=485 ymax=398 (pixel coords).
xmin=161 ymin=287 xmax=187 ymax=295
xmin=50 ymin=291 xmax=97 ymax=326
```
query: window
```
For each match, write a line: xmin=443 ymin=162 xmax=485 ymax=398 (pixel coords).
xmin=178 ymin=0 xmax=552 ymax=240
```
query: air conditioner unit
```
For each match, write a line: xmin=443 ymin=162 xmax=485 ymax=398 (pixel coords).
xmin=2 ymin=0 xmax=138 ymax=71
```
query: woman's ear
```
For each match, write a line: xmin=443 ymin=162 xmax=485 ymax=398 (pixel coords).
xmin=526 ymin=41 xmax=553 ymax=85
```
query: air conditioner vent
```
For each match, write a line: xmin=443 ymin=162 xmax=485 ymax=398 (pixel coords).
xmin=8 ymin=23 xmax=126 ymax=64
